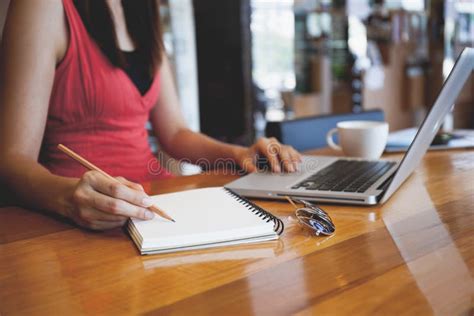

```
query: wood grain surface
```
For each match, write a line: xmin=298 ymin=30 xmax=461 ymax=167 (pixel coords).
xmin=1 ymin=149 xmax=473 ymax=315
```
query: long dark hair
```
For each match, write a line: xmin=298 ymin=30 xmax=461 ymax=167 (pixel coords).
xmin=73 ymin=0 xmax=163 ymax=78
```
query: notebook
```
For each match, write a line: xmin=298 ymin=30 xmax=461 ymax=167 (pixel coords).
xmin=127 ymin=187 xmax=284 ymax=255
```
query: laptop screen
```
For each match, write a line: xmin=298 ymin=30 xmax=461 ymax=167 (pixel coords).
xmin=380 ymin=47 xmax=474 ymax=203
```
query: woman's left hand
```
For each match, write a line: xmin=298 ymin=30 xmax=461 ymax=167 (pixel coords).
xmin=233 ymin=137 xmax=302 ymax=173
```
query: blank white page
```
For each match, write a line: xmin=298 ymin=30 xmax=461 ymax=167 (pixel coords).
xmin=130 ymin=187 xmax=276 ymax=250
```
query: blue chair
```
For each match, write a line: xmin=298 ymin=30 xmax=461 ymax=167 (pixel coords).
xmin=265 ymin=110 xmax=385 ymax=151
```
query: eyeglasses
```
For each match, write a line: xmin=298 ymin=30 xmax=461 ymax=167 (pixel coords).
xmin=285 ymin=196 xmax=335 ymax=236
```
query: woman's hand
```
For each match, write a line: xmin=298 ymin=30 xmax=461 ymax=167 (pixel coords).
xmin=66 ymin=171 xmax=156 ymax=230
xmin=233 ymin=137 xmax=302 ymax=173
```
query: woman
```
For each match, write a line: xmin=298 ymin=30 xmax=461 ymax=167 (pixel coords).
xmin=0 ymin=0 xmax=301 ymax=230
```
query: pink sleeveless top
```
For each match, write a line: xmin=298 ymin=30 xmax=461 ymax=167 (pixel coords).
xmin=39 ymin=0 xmax=172 ymax=182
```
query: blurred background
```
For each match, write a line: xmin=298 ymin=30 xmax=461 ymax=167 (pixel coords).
xmin=157 ymin=0 xmax=473 ymax=145
xmin=1 ymin=0 xmax=473 ymax=173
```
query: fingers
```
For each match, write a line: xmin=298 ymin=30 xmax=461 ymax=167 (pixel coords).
xmin=76 ymin=171 xmax=156 ymax=220
xmin=73 ymin=184 xmax=154 ymax=221
xmin=115 ymin=176 xmax=145 ymax=192
xmin=239 ymin=147 xmax=258 ymax=173
xmin=78 ymin=205 xmax=128 ymax=222
xmin=74 ymin=207 xmax=128 ymax=230
xmin=241 ymin=157 xmax=258 ymax=173
xmin=255 ymin=138 xmax=301 ymax=173
xmin=289 ymin=146 xmax=302 ymax=162
xmin=70 ymin=172 xmax=158 ymax=231
xmin=85 ymin=172 xmax=154 ymax=208
xmin=278 ymin=146 xmax=294 ymax=172
xmin=92 ymin=187 xmax=155 ymax=220
xmin=258 ymin=138 xmax=281 ymax=173
xmin=281 ymin=145 xmax=301 ymax=172
xmin=287 ymin=146 xmax=302 ymax=171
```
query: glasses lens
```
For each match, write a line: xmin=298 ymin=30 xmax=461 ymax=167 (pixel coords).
xmin=296 ymin=208 xmax=335 ymax=236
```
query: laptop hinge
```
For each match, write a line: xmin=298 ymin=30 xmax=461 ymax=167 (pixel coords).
xmin=276 ymin=193 xmax=366 ymax=202
xmin=376 ymin=174 xmax=395 ymax=201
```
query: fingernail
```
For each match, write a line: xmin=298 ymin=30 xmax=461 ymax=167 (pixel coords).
xmin=145 ymin=210 xmax=155 ymax=220
xmin=274 ymin=165 xmax=281 ymax=173
xmin=288 ymin=165 xmax=295 ymax=172
xmin=142 ymin=197 xmax=154 ymax=207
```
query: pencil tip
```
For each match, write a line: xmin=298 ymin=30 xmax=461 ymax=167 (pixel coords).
xmin=171 ymin=219 xmax=176 ymax=223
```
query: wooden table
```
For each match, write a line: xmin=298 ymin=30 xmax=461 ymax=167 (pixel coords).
xmin=1 ymin=149 xmax=473 ymax=315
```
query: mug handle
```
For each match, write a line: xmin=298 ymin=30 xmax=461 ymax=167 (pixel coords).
xmin=326 ymin=128 xmax=342 ymax=151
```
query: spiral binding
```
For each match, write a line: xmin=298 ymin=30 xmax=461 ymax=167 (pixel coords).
xmin=224 ymin=188 xmax=284 ymax=235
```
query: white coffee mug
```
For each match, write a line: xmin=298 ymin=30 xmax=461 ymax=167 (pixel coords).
xmin=326 ymin=121 xmax=389 ymax=159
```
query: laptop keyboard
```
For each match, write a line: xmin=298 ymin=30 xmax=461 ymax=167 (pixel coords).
xmin=292 ymin=160 xmax=396 ymax=193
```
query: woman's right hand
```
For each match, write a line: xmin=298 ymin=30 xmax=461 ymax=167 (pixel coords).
xmin=67 ymin=171 xmax=156 ymax=230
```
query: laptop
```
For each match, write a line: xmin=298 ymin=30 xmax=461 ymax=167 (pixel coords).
xmin=225 ymin=47 xmax=473 ymax=205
